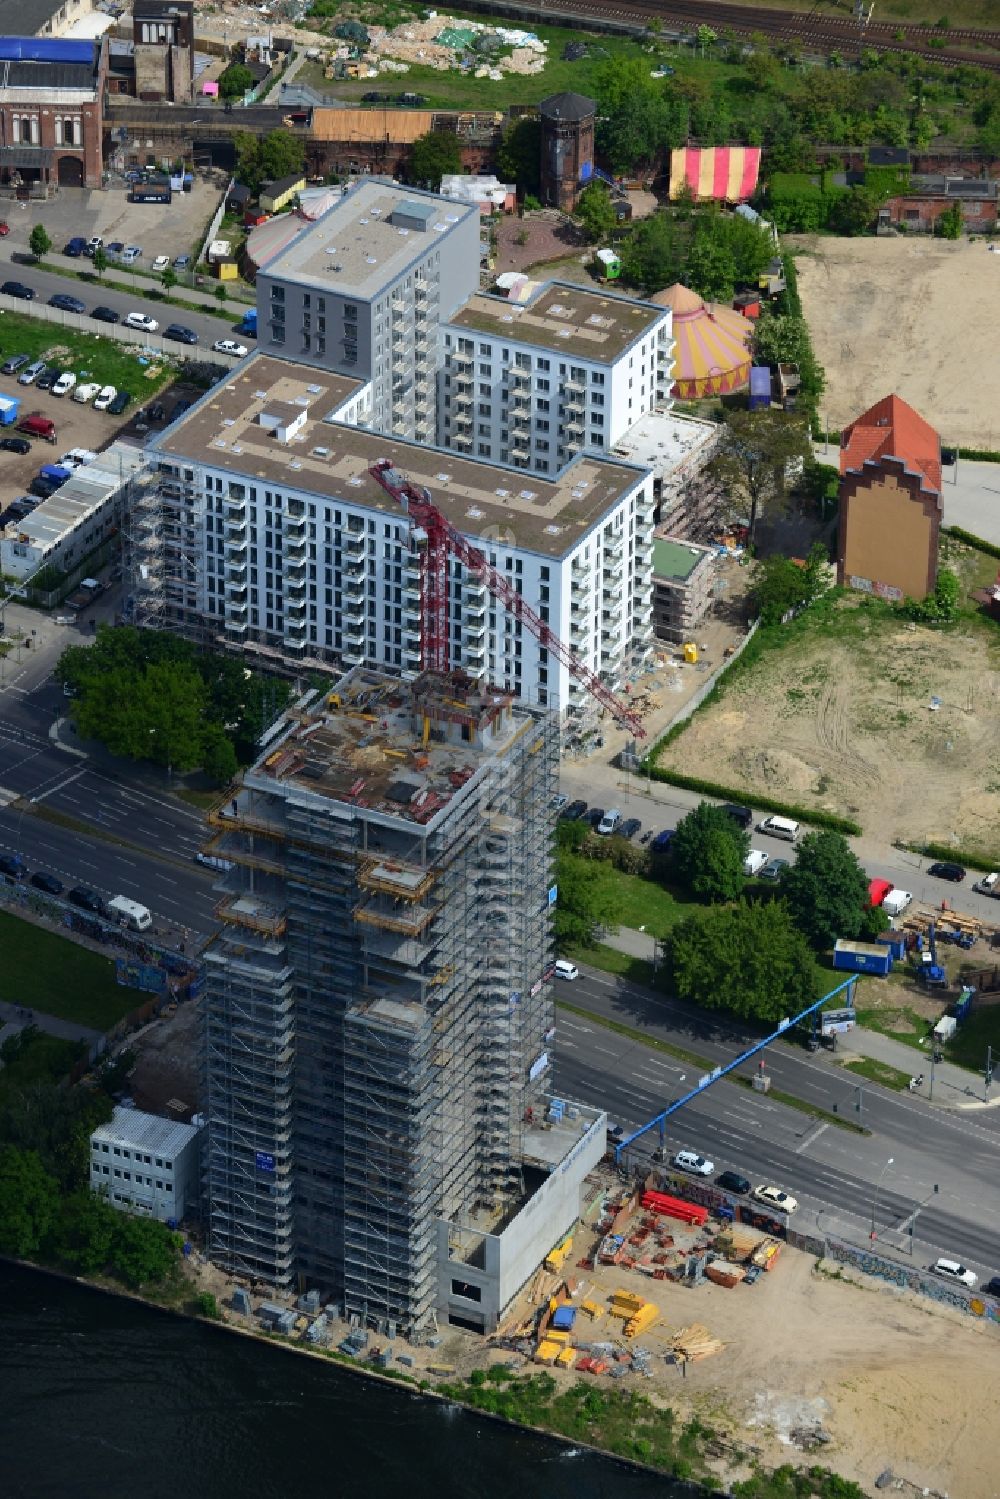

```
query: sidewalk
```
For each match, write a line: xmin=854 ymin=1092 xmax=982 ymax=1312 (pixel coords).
xmin=0 ymin=997 xmax=101 ymax=1045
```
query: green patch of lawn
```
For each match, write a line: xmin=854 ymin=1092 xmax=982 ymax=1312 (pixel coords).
xmin=943 ymin=1005 xmax=1000 ymax=1074
xmin=36 ymin=260 xmax=242 ymax=320
xmin=842 ymin=1056 xmax=914 ymax=1092
xmin=0 ymin=310 xmax=175 ymax=394
xmin=611 ymin=871 xmax=692 ymax=938
xmin=854 ymin=1005 xmax=933 ymax=1053
xmin=0 ymin=910 xmax=146 ymax=1031
xmin=562 ymin=941 xmax=656 ymax=987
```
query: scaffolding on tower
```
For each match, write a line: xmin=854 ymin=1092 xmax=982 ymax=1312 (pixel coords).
xmin=369 ymin=459 xmax=646 ymax=739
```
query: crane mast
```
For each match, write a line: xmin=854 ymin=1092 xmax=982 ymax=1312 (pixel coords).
xmin=369 ymin=459 xmax=646 ymax=739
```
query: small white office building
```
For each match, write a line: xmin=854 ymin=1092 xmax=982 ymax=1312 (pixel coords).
xmin=90 ymin=1105 xmax=202 ymax=1223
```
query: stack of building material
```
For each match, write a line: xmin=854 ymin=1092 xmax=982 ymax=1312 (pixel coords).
xmin=580 ymin=1298 xmax=604 ymax=1323
xmin=624 ymin=1301 xmax=660 ymax=1338
xmin=705 ymin=1260 xmax=746 ymax=1289
xmin=751 ymin=1238 xmax=782 ymax=1271
xmin=555 ymin=1346 xmax=576 ymax=1368
xmin=670 ymin=1323 xmax=724 ymax=1362
xmin=641 ymin=1190 xmax=709 ymax=1227
xmin=715 ymin=1224 xmax=767 ymax=1264
xmin=610 ymin=1288 xmax=645 ymax=1320
xmin=545 ymin=1234 xmax=573 ymax=1272
xmin=535 ymin=1338 xmax=562 ymax=1364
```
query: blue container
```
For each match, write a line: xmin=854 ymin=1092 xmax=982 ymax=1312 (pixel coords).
xmin=749 ymin=366 xmax=772 ymax=410
xmin=833 ymin=940 xmax=892 ymax=976
xmin=552 ymin=1305 xmax=576 ymax=1330
xmin=876 ymin=932 xmax=907 ymax=961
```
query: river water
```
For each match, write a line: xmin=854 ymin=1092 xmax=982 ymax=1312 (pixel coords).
xmin=0 ymin=1263 xmax=683 ymax=1499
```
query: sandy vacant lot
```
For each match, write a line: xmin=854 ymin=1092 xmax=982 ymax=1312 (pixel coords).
xmin=656 ymin=597 xmax=1000 ymax=855
xmin=793 ymin=235 xmax=1000 ymax=450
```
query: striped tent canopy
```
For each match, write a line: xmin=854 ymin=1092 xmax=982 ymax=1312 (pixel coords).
xmin=650 ymin=283 xmax=752 ymax=400
xmin=669 ymin=146 xmax=761 ymax=202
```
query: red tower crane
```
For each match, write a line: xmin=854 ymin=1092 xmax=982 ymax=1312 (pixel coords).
xmin=369 ymin=459 xmax=646 ymax=740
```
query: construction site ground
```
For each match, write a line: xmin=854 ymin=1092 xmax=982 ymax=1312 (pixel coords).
xmin=652 ymin=581 xmax=1000 ymax=863
xmin=177 ymin=1167 xmax=1000 ymax=1499
xmin=793 ymin=233 xmax=1000 ymax=452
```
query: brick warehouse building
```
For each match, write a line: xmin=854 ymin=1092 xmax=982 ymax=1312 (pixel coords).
xmin=0 ymin=36 xmax=107 ymax=191
xmin=837 ymin=393 xmax=942 ymax=603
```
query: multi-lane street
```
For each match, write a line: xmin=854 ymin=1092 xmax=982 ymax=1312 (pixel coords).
xmin=554 ymin=964 xmax=1000 ymax=1284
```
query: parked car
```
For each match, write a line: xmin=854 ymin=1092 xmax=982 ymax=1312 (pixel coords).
xmin=585 ymin=808 xmax=605 ymax=829
xmin=30 ymin=871 xmax=64 ymax=896
xmin=930 ymin=1257 xmax=977 ymax=1289
xmin=124 ymin=311 xmax=158 ymax=332
xmin=1 ymin=353 xmax=30 ymax=375
xmin=67 ymin=886 xmax=105 ymax=914
xmin=35 ymin=366 xmax=61 ymax=391
xmin=73 ymin=382 xmax=101 ymax=405
xmin=650 ymin=829 xmax=674 ymax=853
xmin=752 ymin=1185 xmax=798 ymax=1214
xmin=152 ymin=254 xmax=169 ymax=272
xmin=52 ymin=371 xmax=77 ymax=397
xmin=760 ymin=858 xmax=790 ymax=881
xmin=721 ymin=802 xmax=753 ymax=829
xmin=48 ymin=293 xmax=86 ymax=314
xmin=105 ymin=241 xmax=125 ymax=262
xmin=1 ymin=280 xmax=34 ymax=300
xmin=744 ymin=849 xmax=768 ymax=877
xmin=984 ymin=1276 xmax=1000 ymax=1297
xmin=597 ymin=808 xmax=622 ymax=836
xmin=93 ymin=385 xmax=117 ymax=412
xmin=90 ymin=305 xmax=120 ymax=324
xmin=171 ymin=399 xmax=192 ymax=417
xmin=673 ymin=1149 xmax=715 ymax=1178
xmin=715 ymin=1170 xmax=751 ymax=1196
xmin=0 ymin=436 xmax=31 ymax=455
xmin=0 ymin=853 xmax=26 ymax=880
xmin=619 ymin=818 xmax=642 ymax=840
xmin=559 ymin=799 xmax=587 ymax=822
xmin=164 ymin=323 xmax=198 ymax=345
xmin=121 ymin=246 xmax=143 ymax=264
xmin=85 ymin=236 xmax=103 ymax=256
xmin=173 ymin=254 xmax=191 ymax=269
xmin=18 ymin=360 xmax=47 ymax=387
xmin=928 ymin=861 xmax=966 ymax=883
xmin=64 ymin=236 xmax=87 ymax=257
xmin=107 ymin=389 xmax=132 ymax=415
xmin=554 ymin=959 xmax=579 ymax=981
xmin=0 ymin=222 xmax=10 ymax=236
xmin=212 ymin=337 xmax=249 ymax=357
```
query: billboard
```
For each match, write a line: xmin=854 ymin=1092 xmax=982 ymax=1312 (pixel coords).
xmin=821 ymin=1007 xmax=857 ymax=1036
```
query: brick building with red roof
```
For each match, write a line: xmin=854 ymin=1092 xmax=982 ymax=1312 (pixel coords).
xmin=837 ymin=393 xmax=942 ymax=602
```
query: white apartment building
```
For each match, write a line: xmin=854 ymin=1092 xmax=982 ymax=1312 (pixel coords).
xmin=1 ymin=441 xmax=145 ymax=583
xmin=437 ymin=281 xmax=673 ymax=476
xmin=253 ymin=180 xmax=480 ymax=442
xmin=138 ymin=354 xmax=655 ymax=738
xmin=90 ymin=1105 xmax=202 ymax=1223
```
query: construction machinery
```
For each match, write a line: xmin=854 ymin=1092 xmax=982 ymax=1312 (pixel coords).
xmin=916 ymin=923 xmax=948 ymax=988
xmin=369 ymin=459 xmax=646 ymax=739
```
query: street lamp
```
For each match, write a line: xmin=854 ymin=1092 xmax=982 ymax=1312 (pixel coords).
xmin=870 ymin=1156 xmax=894 ymax=1241
xmin=655 ymin=1074 xmax=685 ymax=1162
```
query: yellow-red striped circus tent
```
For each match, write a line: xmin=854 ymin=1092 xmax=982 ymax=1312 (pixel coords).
xmin=669 ymin=146 xmax=761 ymax=201
xmin=650 ymin=283 xmax=752 ymax=399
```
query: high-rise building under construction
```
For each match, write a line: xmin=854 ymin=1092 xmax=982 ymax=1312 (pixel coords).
xmin=202 ymin=667 xmax=605 ymax=1335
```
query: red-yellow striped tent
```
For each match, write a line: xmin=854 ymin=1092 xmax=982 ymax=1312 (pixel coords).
xmin=650 ymin=283 xmax=752 ymax=400
xmin=669 ymin=146 xmax=761 ymax=202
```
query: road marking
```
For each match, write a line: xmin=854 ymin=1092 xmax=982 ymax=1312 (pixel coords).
xmin=795 ymin=1121 xmax=830 ymax=1154
xmin=592 ymin=1044 xmax=618 ymax=1057
xmin=29 ymin=767 xmax=87 ymax=805
xmin=0 ymin=787 xmax=19 ymax=807
xmin=157 ymin=876 xmax=179 ymax=888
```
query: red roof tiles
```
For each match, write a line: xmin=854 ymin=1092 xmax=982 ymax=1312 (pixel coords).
xmin=839 ymin=393 xmax=941 ymax=494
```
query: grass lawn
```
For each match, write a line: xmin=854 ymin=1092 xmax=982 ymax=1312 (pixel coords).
xmin=854 ymin=1006 xmax=932 ymax=1053
xmin=842 ymin=1056 xmax=914 ymax=1092
xmin=0 ymin=311 xmax=176 ymax=393
xmin=563 ymin=941 xmax=655 ymax=988
xmin=944 ymin=1005 xmax=1000 ymax=1074
xmin=0 ymin=910 xmax=145 ymax=1032
xmin=613 ymin=871 xmax=693 ymax=938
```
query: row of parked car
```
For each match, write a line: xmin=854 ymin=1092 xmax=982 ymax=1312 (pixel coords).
xmin=0 ymin=853 xmax=152 ymax=930
xmin=63 ymin=236 xmax=191 ymax=272
xmin=0 ymin=353 xmax=132 ymax=414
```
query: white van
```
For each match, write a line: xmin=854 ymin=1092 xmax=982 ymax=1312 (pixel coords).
xmin=743 ymin=849 xmax=768 ymax=877
xmin=597 ymin=808 xmax=622 ymax=836
xmin=882 ymin=889 xmax=912 ymax=916
xmin=758 ymin=815 xmax=800 ymax=843
xmin=106 ymin=895 xmax=153 ymax=931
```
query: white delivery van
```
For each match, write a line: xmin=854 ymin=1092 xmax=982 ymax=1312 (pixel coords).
xmin=882 ymin=889 xmax=912 ymax=916
xmin=744 ymin=849 xmax=768 ymax=876
xmin=597 ymin=808 xmax=622 ymax=836
xmin=106 ymin=895 xmax=153 ymax=931
xmin=758 ymin=815 xmax=800 ymax=843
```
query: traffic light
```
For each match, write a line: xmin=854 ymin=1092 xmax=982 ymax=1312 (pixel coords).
xmin=986 ymin=1064 xmax=993 ymax=1090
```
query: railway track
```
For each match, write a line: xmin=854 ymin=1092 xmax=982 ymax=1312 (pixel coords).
xmin=457 ymin=0 xmax=1000 ymax=73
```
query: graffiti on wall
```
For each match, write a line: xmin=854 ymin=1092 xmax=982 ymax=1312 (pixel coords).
xmin=826 ymin=1237 xmax=1000 ymax=1323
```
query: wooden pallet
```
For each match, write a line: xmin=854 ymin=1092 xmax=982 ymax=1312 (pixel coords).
xmin=671 ymin=1322 xmax=725 ymax=1362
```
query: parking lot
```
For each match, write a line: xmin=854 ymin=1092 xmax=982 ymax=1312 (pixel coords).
xmin=2 ymin=179 xmax=225 ymax=271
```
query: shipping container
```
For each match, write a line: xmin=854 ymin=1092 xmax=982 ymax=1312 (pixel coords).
xmin=749 ymin=366 xmax=771 ymax=410
xmin=129 ymin=180 xmax=172 ymax=204
xmin=833 ymin=939 xmax=893 ymax=976
xmin=0 ymin=393 xmax=20 ymax=425
xmin=876 ymin=931 xmax=907 ymax=962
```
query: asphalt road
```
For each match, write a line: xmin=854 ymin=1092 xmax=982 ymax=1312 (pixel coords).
xmin=0 ymin=260 xmax=247 ymax=351
xmin=553 ymin=966 xmax=1000 ymax=1281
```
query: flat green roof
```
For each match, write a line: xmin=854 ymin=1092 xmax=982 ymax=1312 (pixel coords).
xmin=652 ymin=539 xmax=707 ymax=582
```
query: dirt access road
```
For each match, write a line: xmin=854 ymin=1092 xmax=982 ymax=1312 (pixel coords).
xmin=793 ymin=234 xmax=1000 ymax=450
xmin=654 ymin=589 xmax=1000 ymax=859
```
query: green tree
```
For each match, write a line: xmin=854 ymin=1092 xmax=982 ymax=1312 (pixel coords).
xmin=553 ymin=842 xmax=624 ymax=950
xmin=496 ymin=116 xmax=541 ymax=196
xmin=0 ymin=1146 xmax=58 ymax=1257
xmin=708 ymin=408 xmax=814 ymax=547
xmin=669 ymin=801 xmax=749 ymax=903
xmin=52 ymin=1190 xmax=117 ymax=1275
xmin=161 ymin=265 xmax=178 ymax=292
xmin=575 ymin=181 xmax=617 ymax=244
xmin=215 ymin=285 xmax=228 ymax=304
xmin=0 ymin=1075 xmax=111 ymax=1193
xmin=109 ymin=1213 xmax=180 ymax=1289
xmin=665 ymin=901 xmax=819 ymax=1023
xmin=219 ymin=62 xmax=255 ymax=100
xmin=259 ymin=128 xmax=305 ymax=184
xmin=193 ymin=1291 xmax=221 ymax=1319
xmin=752 ymin=554 xmax=811 ymax=625
xmin=29 ymin=224 xmax=51 ymax=259
xmin=936 ymin=201 xmax=963 ymax=239
xmin=778 ymin=829 xmax=870 ymax=948
xmin=618 ymin=212 xmax=685 ymax=294
xmin=828 ymin=184 xmax=881 ymax=236
xmin=91 ymin=245 xmax=108 ymax=279
xmin=696 ymin=24 xmax=718 ymax=55
xmin=903 ymin=567 xmax=960 ymax=624
xmin=684 ymin=234 xmax=737 ymax=302
xmin=408 ymin=129 xmax=462 ymax=189
xmin=201 ymin=725 xmax=239 ymax=787
xmin=73 ymin=658 xmax=209 ymax=773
